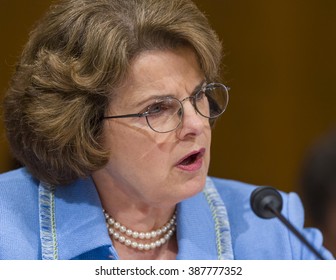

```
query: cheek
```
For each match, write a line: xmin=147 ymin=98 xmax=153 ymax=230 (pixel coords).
xmin=202 ymin=121 xmax=212 ymax=143
xmin=103 ymin=122 xmax=173 ymax=167
xmin=133 ymin=135 xmax=176 ymax=169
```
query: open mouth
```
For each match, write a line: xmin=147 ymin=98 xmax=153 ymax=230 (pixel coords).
xmin=179 ymin=152 xmax=201 ymax=165
xmin=176 ymin=148 xmax=205 ymax=171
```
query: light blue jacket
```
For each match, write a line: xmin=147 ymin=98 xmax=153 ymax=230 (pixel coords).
xmin=0 ymin=168 xmax=333 ymax=259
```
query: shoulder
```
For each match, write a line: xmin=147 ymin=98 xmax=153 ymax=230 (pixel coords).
xmin=207 ymin=176 xmax=333 ymax=259
xmin=210 ymin=176 xmax=257 ymax=199
xmin=0 ymin=167 xmax=39 ymax=200
xmin=209 ymin=176 xmax=302 ymax=218
xmin=0 ymin=168 xmax=41 ymax=259
xmin=0 ymin=167 xmax=38 ymax=185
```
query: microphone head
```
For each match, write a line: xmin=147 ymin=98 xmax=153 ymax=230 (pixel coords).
xmin=250 ymin=186 xmax=283 ymax=219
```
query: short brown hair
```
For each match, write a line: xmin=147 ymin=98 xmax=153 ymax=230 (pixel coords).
xmin=3 ymin=0 xmax=222 ymax=186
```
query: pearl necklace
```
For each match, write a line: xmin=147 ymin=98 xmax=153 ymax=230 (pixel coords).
xmin=103 ymin=209 xmax=177 ymax=251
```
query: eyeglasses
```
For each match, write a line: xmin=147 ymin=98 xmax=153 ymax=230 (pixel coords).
xmin=103 ymin=82 xmax=229 ymax=133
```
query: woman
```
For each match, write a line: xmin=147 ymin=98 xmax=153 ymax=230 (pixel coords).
xmin=0 ymin=0 xmax=332 ymax=260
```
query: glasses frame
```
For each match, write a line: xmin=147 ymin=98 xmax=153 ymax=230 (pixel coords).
xmin=103 ymin=82 xmax=229 ymax=133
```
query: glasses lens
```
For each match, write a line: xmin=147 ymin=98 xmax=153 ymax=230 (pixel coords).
xmin=145 ymin=98 xmax=182 ymax=133
xmin=196 ymin=83 xmax=229 ymax=118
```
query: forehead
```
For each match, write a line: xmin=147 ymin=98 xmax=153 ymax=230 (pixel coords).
xmin=130 ymin=47 xmax=201 ymax=79
xmin=116 ymin=47 xmax=204 ymax=99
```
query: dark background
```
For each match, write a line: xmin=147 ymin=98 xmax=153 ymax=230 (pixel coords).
xmin=1 ymin=0 xmax=335 ymax=194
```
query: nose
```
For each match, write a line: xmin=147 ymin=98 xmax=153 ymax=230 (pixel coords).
xmin=177 ymin=98 xmax=207 ymax=139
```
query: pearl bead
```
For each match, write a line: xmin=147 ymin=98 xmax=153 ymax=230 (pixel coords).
xmin=114 ymin=222 xmax=120 ymax=229
xmin=145 ymin=232 xmax=151 ymax=239
xmin=104 ymin=209 xmax=176 ymax=251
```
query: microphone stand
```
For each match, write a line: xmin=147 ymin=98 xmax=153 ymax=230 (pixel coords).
xmin=266 ymin=204 xmax=325 ymax=260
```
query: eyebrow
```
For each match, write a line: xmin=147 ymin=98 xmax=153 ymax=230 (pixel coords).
xmin=133 ymin=79 xmax=207 ymax=108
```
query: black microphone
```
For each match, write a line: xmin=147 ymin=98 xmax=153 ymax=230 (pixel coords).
xmin=250 ymin=186 xmax=325 ymax=260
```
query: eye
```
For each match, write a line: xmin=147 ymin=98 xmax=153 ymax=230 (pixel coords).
xmin=146 ymin=100 xmax=169 ymax=115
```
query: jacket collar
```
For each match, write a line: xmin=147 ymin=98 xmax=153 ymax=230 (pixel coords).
xmin=51 ymin=177 xmax=113 ymax=259
xmin=176 ymin=177 xmax=234 ymax=260
xmin=176 ymin=191 xmax=219 ymax=259
xmin=40 ymin=177 xmax=233 ymax=259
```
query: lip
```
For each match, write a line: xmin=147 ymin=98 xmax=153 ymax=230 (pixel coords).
xmin=176 ymin=148 xmax=206 ymax=172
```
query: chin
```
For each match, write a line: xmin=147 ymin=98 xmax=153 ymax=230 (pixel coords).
xmin=178 ymin=173 xmax=207 ymax=201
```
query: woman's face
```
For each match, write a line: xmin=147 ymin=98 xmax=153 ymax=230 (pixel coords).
xmin=95 ymin=47 xmax=212 ymax=208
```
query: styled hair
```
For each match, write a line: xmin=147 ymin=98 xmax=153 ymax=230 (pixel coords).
xmin=3 ymin=0 xmax=222 ymax=186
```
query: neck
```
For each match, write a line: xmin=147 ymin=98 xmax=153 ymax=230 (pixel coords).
xmin=92 ymin=171 xmax=177 ymax=233
xmin=92 ymin=171 xmax=178 ymax=259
